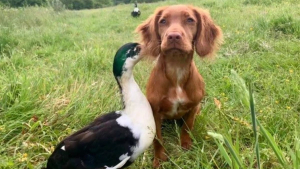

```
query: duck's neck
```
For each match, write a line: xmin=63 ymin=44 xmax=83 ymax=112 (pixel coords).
xmin=118 ymin=70 xmax=149 ymax=116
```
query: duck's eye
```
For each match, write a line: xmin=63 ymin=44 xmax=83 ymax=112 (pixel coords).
xmin=187 ymin=18 xmax=195 ymax=23
xmin=159 ymin=19 xmax=167 ymax=24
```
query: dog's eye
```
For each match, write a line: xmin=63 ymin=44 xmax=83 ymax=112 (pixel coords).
xmin=187 ymin=18 xmax=195 ymax=23
xmin=159 ymin=19 xmax=167 ymax=24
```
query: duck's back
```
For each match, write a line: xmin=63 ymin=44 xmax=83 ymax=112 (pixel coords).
xmin=46 ymin=111 xmax=137 ymax=169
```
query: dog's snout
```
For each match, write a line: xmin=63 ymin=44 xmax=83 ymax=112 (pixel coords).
xmin=167 ymin=32 xmax=182 ymax=42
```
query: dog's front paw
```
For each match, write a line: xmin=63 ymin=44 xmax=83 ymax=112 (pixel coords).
xmin=153 ymin=153 xmax=168 ymax=168
xmin=153 ymin=158 xmax=160 ymax=168
xmin=181 ymin=137 xmax=192 ymax=150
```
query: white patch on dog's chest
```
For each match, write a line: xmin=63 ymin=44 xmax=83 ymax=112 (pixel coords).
xmin=168 ymin=86 xmax=186 ymax=116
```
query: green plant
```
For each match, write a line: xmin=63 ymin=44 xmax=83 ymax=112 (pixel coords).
xmin=48 ymin=0 xmax=65 ymax=12
xmin=270 ymin=15 xmax=300 ymax=38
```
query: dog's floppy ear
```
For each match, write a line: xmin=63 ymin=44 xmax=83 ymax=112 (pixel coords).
xmin=192 ymin=7 xmax=223 ymax=57
xmin=135 ymin=7 xmax=165 ymax=57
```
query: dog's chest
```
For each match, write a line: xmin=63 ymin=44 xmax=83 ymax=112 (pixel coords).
xmin=163 ymin=86 xmax=191 ymax=118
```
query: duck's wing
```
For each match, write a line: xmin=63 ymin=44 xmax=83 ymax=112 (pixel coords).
xmin=105 ymin=156 xmax=130 ymax=169
xmin=50 ymin=116 xmax=137 ymax=169
xmin=63 ymin=111 xmax=121 ymax=140
xmin=92 ymin=111 xmax=122 ymax=125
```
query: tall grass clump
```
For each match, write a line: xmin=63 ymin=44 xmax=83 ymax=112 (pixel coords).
xmin=255 ymin=14 xmax=300 ymax=38
xmin=243 ymin=0 xmax=282 ymax=5
xmin=0 ymin=29 xmax=18 ymax=57
xmin=48 ymin=0 xmax=65 ymax=12
xmin=270 ymin=15 xmax=300 ymax=38
xmin=209 ymin=70 xmax=300 ymax=169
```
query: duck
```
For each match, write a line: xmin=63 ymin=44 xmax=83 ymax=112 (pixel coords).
xmin=131 ymin=2 xmax=141 ymax=17
xmin=45 ymin=43 xmax=155 ymax=169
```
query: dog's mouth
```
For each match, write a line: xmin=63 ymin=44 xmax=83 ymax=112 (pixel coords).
xmin=162 ymin=48 xmax=191 ymax=57
xmin=164 ymin=47 xmax=183 ymax=53
xmin=160 ymin=38 xmax=194 ymax=54
xmin=162 ymin=44 xmax=193 ymax=55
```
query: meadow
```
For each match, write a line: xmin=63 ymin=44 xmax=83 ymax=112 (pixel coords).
xmin=0 ymin=0 xmax=299 ymax=168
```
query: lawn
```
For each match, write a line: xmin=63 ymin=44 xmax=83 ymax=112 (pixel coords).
xmin=0 ymin=0 xmax=299 ymax=168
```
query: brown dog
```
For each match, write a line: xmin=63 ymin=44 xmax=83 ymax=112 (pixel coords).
xmin=136 ymin=5 xmax=222 ymax=168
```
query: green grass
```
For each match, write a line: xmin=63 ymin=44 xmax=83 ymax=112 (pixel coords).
xmin=0 ymin=0 xmax=299 ymax=168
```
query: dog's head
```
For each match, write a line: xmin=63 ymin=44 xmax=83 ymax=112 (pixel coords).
xmin=136 ymin=5 xmax=222 ymax=57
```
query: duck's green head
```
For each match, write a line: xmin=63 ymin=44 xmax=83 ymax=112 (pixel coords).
xmin=113 ymin=42 xmax=141 ymax=78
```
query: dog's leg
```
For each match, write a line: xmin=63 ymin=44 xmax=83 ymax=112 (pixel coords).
xmin=153 ymin=113 xmax=167 ymax=168
xmin=180 ymin=104 xmax=200 ymax=150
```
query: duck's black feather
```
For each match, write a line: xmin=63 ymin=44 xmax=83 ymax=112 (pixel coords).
xmin=131 ymin=11 xmax=141 ymax=17
xmin=47 ymin=112 xmax=137 ymax=169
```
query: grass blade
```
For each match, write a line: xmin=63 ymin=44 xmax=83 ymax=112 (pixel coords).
xmin=208 ymin=132 xmax=232 ymax=167
xmin=230 ymin=69 xmax=249 ymax=108
xmin=223 ymin=137 xmax=243 ymax=169
xmin=248 ymin=83 xmax=260 ymax=169
xmin=208 ymin=131 xmax=244 ymax=168
xmin=287 ymin=135 xmax=300 ymax=169
xmin=256 ymin=120 xmax=288 ymax=168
